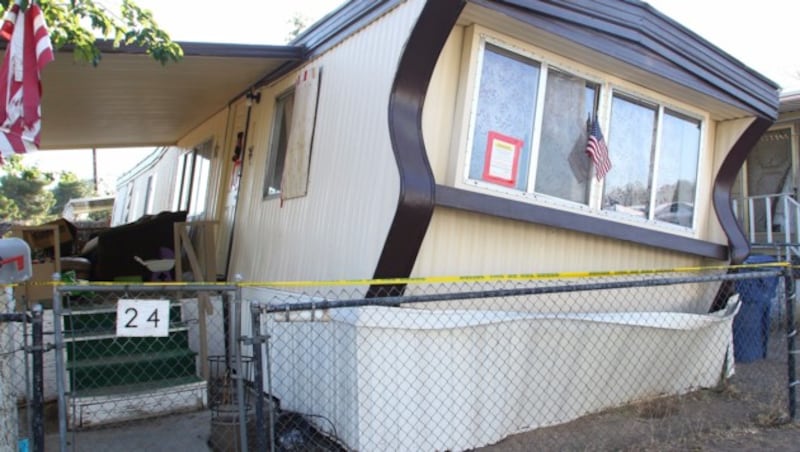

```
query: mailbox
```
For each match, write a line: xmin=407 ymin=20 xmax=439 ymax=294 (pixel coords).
xmin=0 ymin=238 xmax=32 ymax=283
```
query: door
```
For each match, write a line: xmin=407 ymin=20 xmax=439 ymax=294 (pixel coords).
xmin=745 ymin=127 xmax=793 ymax=233
xmin=217 ymin=100 xmax=250 ymax=279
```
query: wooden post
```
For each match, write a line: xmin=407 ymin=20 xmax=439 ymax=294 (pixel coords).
xmin=173 ymin=221 xmax=218 ymax=380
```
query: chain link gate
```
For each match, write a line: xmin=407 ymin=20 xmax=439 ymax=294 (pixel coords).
xmin=51 ymin=283 xmax=255 ymax=452
xmin=1 ymin=287 xmax=47 ymax=452
xmin=16 ymin=264 xmax=795 ymax=451
xmin=247 ymin=266 xmax=798 ymax=451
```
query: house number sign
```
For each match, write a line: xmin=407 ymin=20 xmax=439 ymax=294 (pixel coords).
xmin=116 ymin=299 xmax=170 ymax=337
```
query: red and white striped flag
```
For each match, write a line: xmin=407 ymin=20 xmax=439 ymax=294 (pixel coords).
xmin=586 ymin=117 xmax=611 ymax=181
xmin=0 ymin=3 xmax=54 ymax=164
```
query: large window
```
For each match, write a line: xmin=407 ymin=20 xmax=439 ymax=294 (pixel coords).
xmin=536 ymin=70 xmax=598 ymax=203
xmin=467 ymin=43 xmax=597 ymax=205
xmin=468 ymin=45 xmax=539 ymax=192
xmin=461 ymin=35 xmax=703 ymax=231
xmin=602 ymin=95 xmax=700 ymax=228
xmin=263 ymin=90 xmax=294 ymax=198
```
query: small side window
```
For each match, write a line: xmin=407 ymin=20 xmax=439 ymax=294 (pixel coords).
xmin=263 ymin=90 xmax=295 ymax=198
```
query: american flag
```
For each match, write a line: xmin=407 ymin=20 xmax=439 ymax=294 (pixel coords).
xmin=0 ymin=3 xmax=54 ymax=163
xmin=586 ymin=117 xmax=611 ymax=180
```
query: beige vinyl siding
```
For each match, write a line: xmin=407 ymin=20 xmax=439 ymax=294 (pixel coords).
xmin=413 ymin=207 xmax=708 ymax=276
xmin=226 ymin=0 xmax=423 ymax=282
xmin=424 ymin=25 xmax=464 ymax=182
xmin=412 ymin=207 xmax=717 ymax=313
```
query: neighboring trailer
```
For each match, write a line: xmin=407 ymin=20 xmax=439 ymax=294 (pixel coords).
xmin=112 ymin=147 xmax=180 ymax=226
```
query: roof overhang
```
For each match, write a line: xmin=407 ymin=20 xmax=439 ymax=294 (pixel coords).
xmin=779 ymin=90 xmax=800 ymax=116
xmin=39 ymin=40 xmax=304 ymax=150
xmin=466 ymin=0 xmax=780 ymax=121
xmin=33 ymin=0 xmax=403 ymax=151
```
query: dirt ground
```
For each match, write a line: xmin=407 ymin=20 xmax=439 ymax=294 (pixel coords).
xmin=38 ymin=330 xmax=800 ymax=451
xmin=479 ymin=329 xmax=800 ymax=451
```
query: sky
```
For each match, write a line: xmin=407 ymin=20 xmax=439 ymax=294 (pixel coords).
xmin=21 ymin=0 xmax=348 ymax=191
xmin=19 ymin=0 xmax=800 ymax=189
xmin=647 ymin=0 xmax=800 ymax=92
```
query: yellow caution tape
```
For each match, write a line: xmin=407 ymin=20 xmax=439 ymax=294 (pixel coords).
xmin=2 ymin=261 xmax=787 ymax=289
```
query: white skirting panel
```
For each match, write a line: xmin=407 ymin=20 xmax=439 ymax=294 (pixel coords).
xmin=264 ymin=298 xmax=738 ymax=451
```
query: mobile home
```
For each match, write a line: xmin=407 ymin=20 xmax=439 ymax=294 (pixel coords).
xmin=44 ymin=0 xmax=780 ymax=449
xmin=102 ymin=1 xmax=778 ymax=285
xmin=182 ymin=0 xmax=777 ymax=286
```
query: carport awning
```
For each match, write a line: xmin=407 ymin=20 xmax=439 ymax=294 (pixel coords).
xmin=39 ymin=41 xmax=303 ymax=150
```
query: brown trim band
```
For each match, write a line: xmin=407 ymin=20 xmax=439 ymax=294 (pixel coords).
xmin=471 ymin=0 xmax=778 ymax=120
xmin=368 ymin=0 xmax=467 ymax=297
xmin=436 ymin=185 xmax=728 ymax=260
xmin=713 ymin=117 xmax=774 ymax=264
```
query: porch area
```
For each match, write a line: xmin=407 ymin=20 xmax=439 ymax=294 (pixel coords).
xmin=735 ymin=192 xmax=800 ymax=261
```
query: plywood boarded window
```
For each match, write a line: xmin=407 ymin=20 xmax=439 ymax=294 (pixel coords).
xmin=263 ymin=67 xmax=322 ymax=201
xmin=281 ymin=67 xmax=321 ymax=201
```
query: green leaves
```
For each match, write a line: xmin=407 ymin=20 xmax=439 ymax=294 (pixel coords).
xmin=0 ymin=155 xmax=99 ymax=223
xmin=1 ymin=0 xmax=183 ymax=66
xmin=0 ymin=155 xmax=56 ymax=223
xmin=117 ymin=0 xmax=182 ymax=64
xmin=50 ymin=171 xmax=93 ymax=216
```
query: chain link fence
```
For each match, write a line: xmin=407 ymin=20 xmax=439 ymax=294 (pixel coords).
xmin=1 ymin=288 xmax=46 ymax=452
xmin=1 ymin=263 xmax=796 ymax=451
xmin=50 ymin=283 xmax=245 ymax=452
xmin=247 ymin=265 xmax=798 ymax=451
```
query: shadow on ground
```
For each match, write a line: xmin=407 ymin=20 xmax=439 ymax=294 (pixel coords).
xmin=34 ymin=330 xmax=800 ymax=451
xmin=477 ymin=329 xmax=799 ymax=451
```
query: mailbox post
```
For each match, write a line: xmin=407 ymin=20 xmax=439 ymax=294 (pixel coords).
xmin=0 ymin=238 xmax=31 ymax=449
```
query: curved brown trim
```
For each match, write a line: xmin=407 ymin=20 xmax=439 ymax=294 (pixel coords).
xmin=713 ymin=117 xmax=774 ymax=264
xmin=368 ymin=0 xmax=467 ymax=297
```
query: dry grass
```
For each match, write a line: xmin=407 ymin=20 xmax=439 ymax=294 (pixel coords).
xmin=478 ymin=329 xmax=798 ymax=452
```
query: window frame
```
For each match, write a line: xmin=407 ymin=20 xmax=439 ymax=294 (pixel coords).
xmin=172 ymin=140 xmax=213 ymax=219
xmin=143 ymin=174 xmax=155 ymax=215
xmin=452 ymin=27 xmax=709 ymax=236
xmin=603 ymin=87 xmax=704 ymax=230
xmin=263 ymin=88 xmax=295 ymax=199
